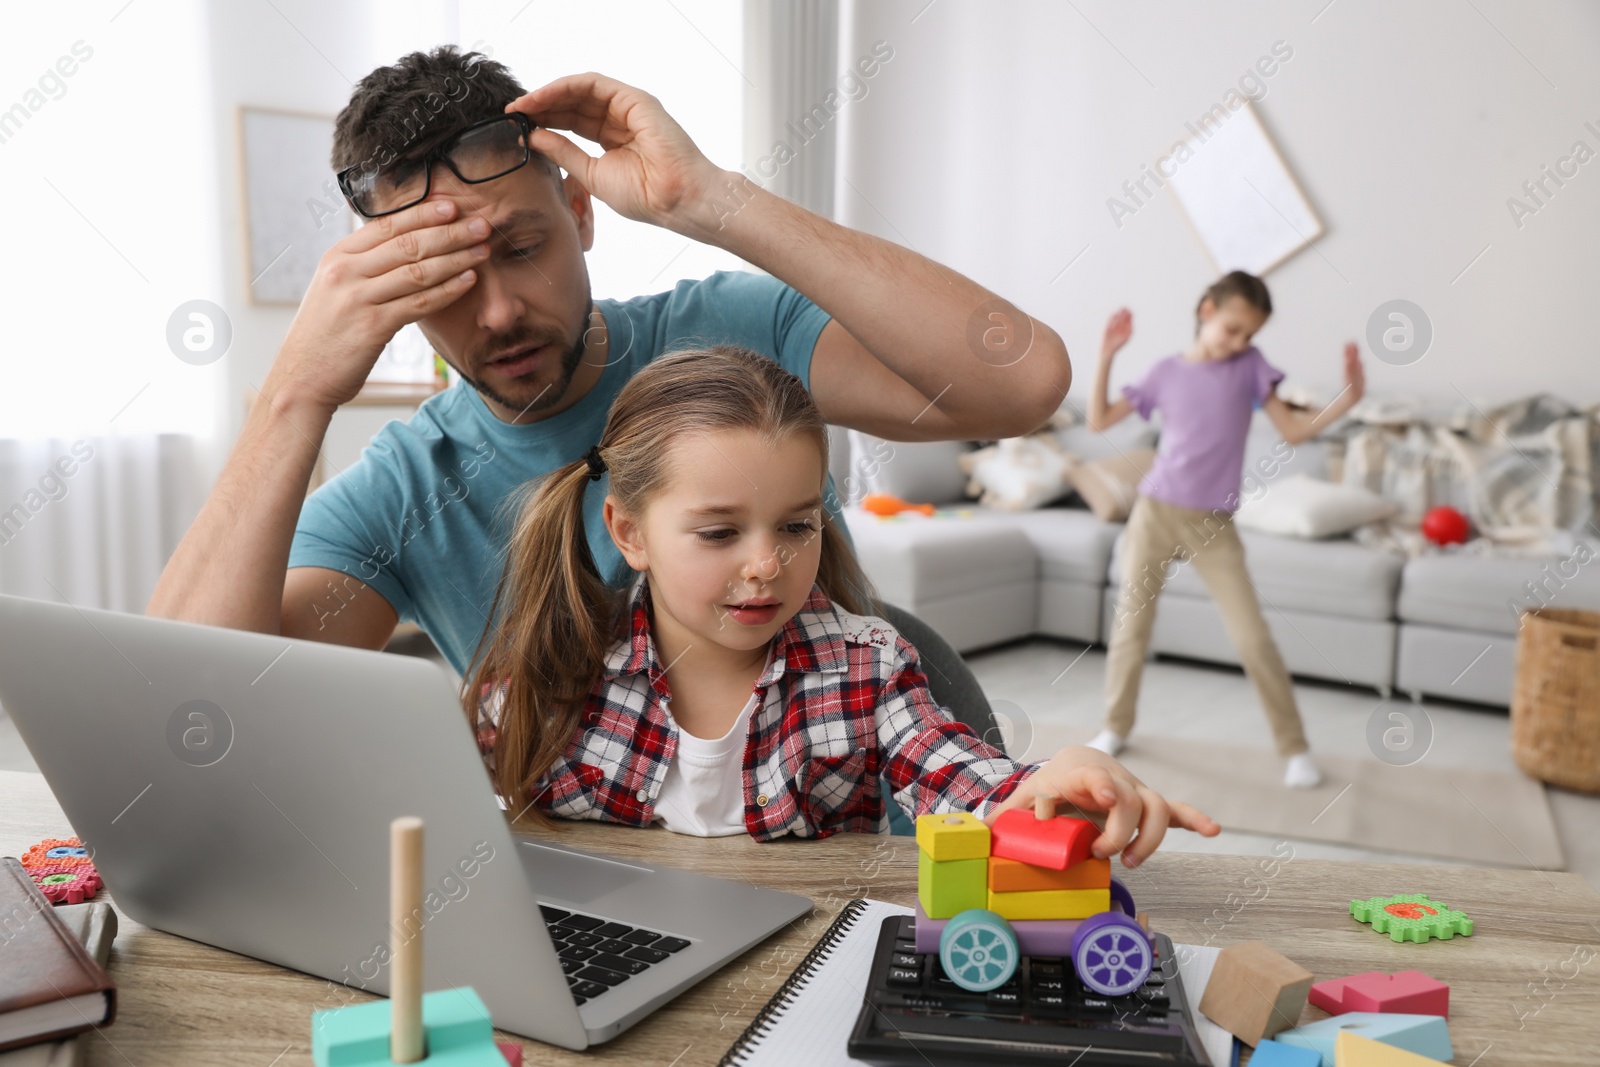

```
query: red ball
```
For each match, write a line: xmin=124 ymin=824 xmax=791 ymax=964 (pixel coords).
xmin=1421 ymin=506 xmax=1470 ymax=545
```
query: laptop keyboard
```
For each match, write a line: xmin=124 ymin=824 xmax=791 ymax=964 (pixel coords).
xmin=540 ymin=904 xmax=693 ymax=1005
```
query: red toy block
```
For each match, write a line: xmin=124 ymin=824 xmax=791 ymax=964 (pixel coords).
xmin=496 ymin=1040 xmax=523 ymax=1065
xmin=1308 ymin=970 xmax=1449 ymax=1018
xmin=989 ymin=809 xmax=1097 ymax=871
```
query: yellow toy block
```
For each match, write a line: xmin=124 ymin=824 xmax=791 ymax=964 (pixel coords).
xmin=915 ymin=812 xmax=990 ymax=862
xmin=988 ymin=855 xmax=1110 ymax=893
xmin=1334 ymin=1030 xmax=1443 ymax=1066
xmin=986 ymin=886 xmax=1110 ymax=921
xmin=917 ymin=850 xmax=987 ymax=919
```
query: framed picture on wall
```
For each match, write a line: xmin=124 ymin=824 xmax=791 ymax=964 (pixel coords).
xmin=1165 ymin=100 xmax=1323 ymax=277
xmin=238 ymin=107 xmax=349 ymax=305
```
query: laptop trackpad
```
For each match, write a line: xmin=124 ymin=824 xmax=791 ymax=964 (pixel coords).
xmin=518 ymin=840 xmax=652 ymax=905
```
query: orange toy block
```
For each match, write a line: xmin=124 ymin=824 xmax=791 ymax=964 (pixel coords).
xmin=861 ymin=493 xmax=935 ymax=517
xmin=1310 ymin=971 xmax=1449 ymax=1018
xmin=988 ymin=855 xmax=1110 ymax=893
xmin=989 ymin=809 xmax=1097 ymax=871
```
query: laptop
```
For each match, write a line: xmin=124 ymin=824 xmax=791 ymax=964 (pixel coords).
xmin=0 ymin=594 xmax=813 ymax=1050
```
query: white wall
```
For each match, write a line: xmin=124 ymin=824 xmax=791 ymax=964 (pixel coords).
xmin=838 ymin=0 xmax=1600 ymax=409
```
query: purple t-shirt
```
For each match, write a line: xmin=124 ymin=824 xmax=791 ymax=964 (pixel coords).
xmin=1121 ymin=346 xmax=1284 ymax=513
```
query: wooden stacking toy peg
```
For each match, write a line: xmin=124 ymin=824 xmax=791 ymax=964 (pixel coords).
xmin=1034 ymin=793 xmax=1056 ymax=820
xmin=310 ymin=816 xmax=518 ymax=1066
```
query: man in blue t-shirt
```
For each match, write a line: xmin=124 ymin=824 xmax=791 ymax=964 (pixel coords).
xmin=148 ymin=47 xmax=1071 ymax=684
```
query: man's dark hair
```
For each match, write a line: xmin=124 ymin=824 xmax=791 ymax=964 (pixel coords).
xmin=332 ymin=45 xmax=560 ymax=187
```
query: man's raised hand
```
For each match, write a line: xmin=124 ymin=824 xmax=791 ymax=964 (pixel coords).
xmin=277 ymin=199 xmax=488 ymax=411
xmin=504 ymin=72 xmax=722 ymax=232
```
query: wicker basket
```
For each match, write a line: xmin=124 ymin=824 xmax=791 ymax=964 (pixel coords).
xmin=1511 ymin=606 xmax=1600 ymax=793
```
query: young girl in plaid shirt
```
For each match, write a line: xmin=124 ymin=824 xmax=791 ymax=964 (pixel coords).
xmin=465 ymin=346 xmax=1217 ymax=863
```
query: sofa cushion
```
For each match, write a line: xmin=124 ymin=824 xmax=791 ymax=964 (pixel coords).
xmin=842 ymin=506 xmax=1037 ymax=605
xmin=846 ymin=431 xmax=972 ymax=506
xmin=1398 ymin=546 xmax=1600 ymax=635
xmin=1107 ymin=525 xmax=1402 ymax=621
xmin=1003 ymin=505 xmax=1124 ymax=587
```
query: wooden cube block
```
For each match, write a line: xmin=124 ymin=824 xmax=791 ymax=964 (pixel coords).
xmin=917 ymin=850 xmax=987 ymax=919
xmin=988 ymin=855 xmax=1110 ymax=893
xmin=915 ymin=811 xmax=990 ymax=861
xmin=989 ymin=809 xmax=1096 ymax=870
xmin=1196 ymin=940 xmax=1313 ymax=1047
xmin=986 ymin=886 xmax=1109 ymax=921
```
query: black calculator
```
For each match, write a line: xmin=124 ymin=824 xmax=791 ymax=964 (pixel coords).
xmin=847 ymin=914 xmax=1211 ymax=1065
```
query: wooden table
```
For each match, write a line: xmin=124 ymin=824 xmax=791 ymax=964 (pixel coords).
xmin=3 ymin=768 xmax=1596 ymax=1065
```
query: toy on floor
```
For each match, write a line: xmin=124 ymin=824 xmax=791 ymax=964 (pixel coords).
xmin=1350 ymin=894 xmax=1473 ymax=943
xmin=860 ymin=493 xmax=935 ymax=517
xmin=1420 ymin=506 xmax=1470 ymax=547
xmin=1196 ymin=939 xmax=1313 ymax=1047
xmin=1248 ymin=1039 xmax=1322 ymax=1066
xmin=914 ymin=796 xmax=1151 ymax=997
xmin=1274 ymin=1011 xmax=1452 ymax=1064
xmin=19 ymin=836 xmax=102 ymax=904
xmin=1309 ymin=970 xmax=1448 ymax=1018
xmin=1335 ymin=1028 xmax=1449 ymax=1065
xmin=311 ymin=816 xmax=518 ymax=1066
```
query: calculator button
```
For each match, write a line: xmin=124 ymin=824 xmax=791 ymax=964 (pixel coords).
xmin=891 ymin=952 xmax=921 ymax=969
xmin=887 ymin=966 xmax=923 ymax=988
xmin=986 ymin=988 xmax=1021 ymax=1008
xmin=1080 ymin=997 xmax=1113 ymax=1013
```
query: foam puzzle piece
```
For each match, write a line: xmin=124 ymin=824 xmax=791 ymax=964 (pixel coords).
xmin=912 ymin=900 xmax=1083 ymax=956
xmin=311 ymin=986 xmax=510 ymax=1066
xmin=986 ymin=886 xmax=1110 ymax=921
xmin=1274 ymin=1013 xmax=1452 ymax=1066
xmin=915 ymin=811 xmax=991 ymax=862
xmin=918 ymin=850 xmax=987 ymax=919
xmin=1334 ymin=1029 xmax=1449 ymax=1065
xmin=988 ymin=855 xmax=1111 ymax=893
xmin=1309 ymin=971 xmax=1448 ymax=1018
xmin=989 ymin=809 xmax=1096 ymax=870
xmin=1349 ymin=894 xmax=1472 ymax=943
xmin=1248 ymin=1039 xmax=1322 ymax=1067
xmin=1196 ymin=940 xmax=1313 ymax=1047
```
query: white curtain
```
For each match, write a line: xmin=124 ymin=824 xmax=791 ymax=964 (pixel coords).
xmin=742 ymin=0 xmax=840 ymax=218
xmin=0 ymin=435 xmax=207 ymax=613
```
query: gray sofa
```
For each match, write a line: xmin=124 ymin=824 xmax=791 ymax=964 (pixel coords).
xmin=827 ymin=419 xmax=1600 ymax=708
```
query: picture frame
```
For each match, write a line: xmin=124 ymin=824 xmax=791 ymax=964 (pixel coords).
xmin=238 ymin=106 xmax=349 ymax=305
xmin=1165 ymin=99 xmax=1324 ymax=277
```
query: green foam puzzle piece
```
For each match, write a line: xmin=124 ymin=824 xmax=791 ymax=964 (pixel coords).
xmin=1350 ymin=894 xmax=1473 ymax=943
xmin=918 ymin=850 xmax=987 ymax=919
xmin=311 ymin=986 xmax=509 ymax=1066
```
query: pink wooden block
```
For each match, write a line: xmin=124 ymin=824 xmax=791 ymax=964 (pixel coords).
xmin=1309 ymin=970 xmax=1449 ymax=1017
xmin=497 ymin=1039 xmax=523 ymax=1065
xmin=989 ymin=809 xmax=1096 ymax=871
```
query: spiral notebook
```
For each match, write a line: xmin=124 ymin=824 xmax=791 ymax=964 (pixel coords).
xmin=717 ymin=898 xmax=1235 ymax=1067
xmin=719 ymin=898 xmax=914 ymax=1066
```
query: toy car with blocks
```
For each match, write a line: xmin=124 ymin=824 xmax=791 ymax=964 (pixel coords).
xmin=914 ymin=798 xmax=1152 ymax=997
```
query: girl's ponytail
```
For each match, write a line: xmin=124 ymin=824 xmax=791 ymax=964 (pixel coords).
xmin=462 ymin=453 xmax=624 ymax=830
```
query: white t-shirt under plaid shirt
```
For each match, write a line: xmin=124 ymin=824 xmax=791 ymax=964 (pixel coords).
xmin=651 ymin=691 xmax=762 ymax=837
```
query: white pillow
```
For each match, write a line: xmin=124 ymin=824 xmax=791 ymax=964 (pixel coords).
xmin=845 ymin=430 xmax=972 ymax=505
xmin=1233 ymin=474 xmax=1399 ymax=539
xmin=957 ymin=436 xmax=1076 ymax=511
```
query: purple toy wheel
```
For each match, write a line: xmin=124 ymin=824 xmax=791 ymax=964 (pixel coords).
xmin=1109 ymin=876 xmax=1136 ymax=917
xmin=1070 ymin=912 xmax=1151 ymax=997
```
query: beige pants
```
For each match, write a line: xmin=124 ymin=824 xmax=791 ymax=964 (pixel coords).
xmin=1103 ymin=495 xmax=1308 ymax=756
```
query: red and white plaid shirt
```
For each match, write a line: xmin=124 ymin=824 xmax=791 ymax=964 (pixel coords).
xmin=477 ymin=577 xmax=1043 ymax=841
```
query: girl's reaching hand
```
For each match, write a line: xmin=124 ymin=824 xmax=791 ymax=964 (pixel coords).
xmin=1100 ymin=308 xmax=1133 ymax=361
xmin=1343 ymin=341 xmax=1365 ymax=402
xmin=982 ymin=745 xmax=1220 ymax=868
